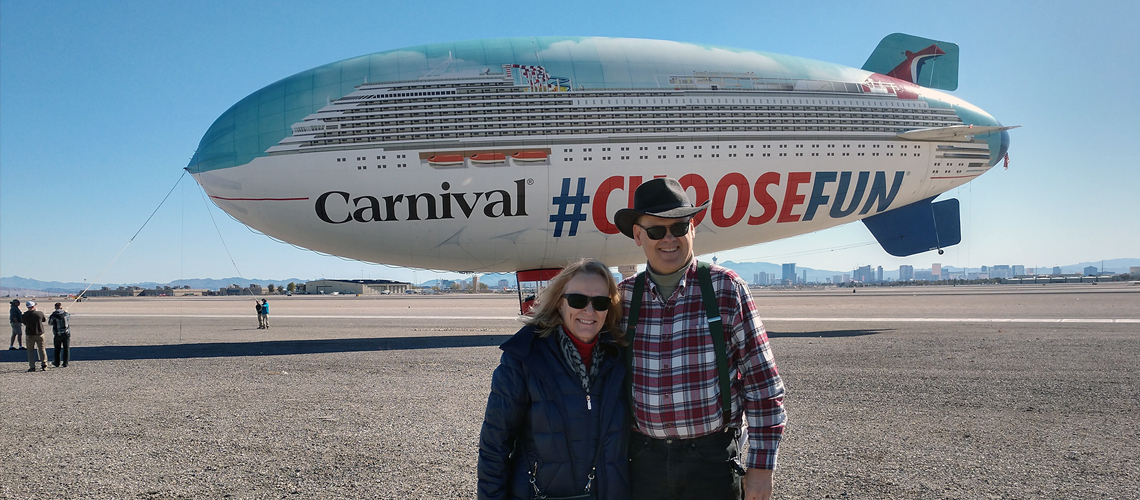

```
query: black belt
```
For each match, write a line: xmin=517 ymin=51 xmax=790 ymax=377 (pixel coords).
xmin=634 ymin=427 xmax=740 ymax=448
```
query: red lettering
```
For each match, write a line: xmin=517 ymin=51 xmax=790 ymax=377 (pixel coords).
xmin=712 ymin=173 xmax=749 ymax=227
xmin=678 ymin=174 xmax=709 ymax=226
xmin=592 ymin=176 xmax=625 ymax=235
xmin=777 ymin=172 xmax=811 ymax=223
xmin=748 ymin=172 xmax=781 ymax=225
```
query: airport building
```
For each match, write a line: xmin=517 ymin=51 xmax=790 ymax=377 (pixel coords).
xmin=81 ymin=286 xmax=210 ymax=297
xmin=304 ymin=279 xmax=409 ymax=295
xmin=81 ymin=287 xmax=139 ymax=298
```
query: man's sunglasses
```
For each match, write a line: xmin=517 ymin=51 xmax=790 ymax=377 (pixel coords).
xmin=637 ymin=221 xmax=691 ymax=240
xmin=562 ymin=293 xmax=611 ymax=311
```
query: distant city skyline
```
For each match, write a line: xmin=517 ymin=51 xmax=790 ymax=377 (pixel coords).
xmin=3 ymin=258 xmax=1136 ymax=294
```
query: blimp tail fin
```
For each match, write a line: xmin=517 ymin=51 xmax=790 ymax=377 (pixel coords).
xmin=863 ymin=33 xmax=959 ymax=91
xmin=862 ymin=196 xmax=961 ymax=257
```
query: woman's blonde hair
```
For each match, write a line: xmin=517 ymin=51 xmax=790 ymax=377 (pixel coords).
xmin=526 ymin=258 xmax=624 ymax=345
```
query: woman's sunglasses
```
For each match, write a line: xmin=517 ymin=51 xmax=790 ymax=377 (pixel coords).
xmin=562 ymin=293 xmax=611 ymax=311
xmin=638 ymin=221 xmax=690 ymax=240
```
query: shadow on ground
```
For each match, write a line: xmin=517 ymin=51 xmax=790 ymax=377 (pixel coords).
xmin=2 ymin=335 xmax=512 ymax=362
xmin=767 ymin=328 xmax=887 ymax=338
xmin=1 ymin=330 xmax=881 ymax=363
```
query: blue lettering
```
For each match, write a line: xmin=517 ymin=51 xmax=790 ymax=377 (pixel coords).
xmin=803 ymin=172 xmax=836 ymax=221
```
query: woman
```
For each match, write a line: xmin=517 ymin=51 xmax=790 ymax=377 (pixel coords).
xmin=478 ymin=258 xmax=628 ymax=500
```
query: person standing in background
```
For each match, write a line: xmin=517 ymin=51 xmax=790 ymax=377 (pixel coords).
xmin=255 ymin=299 xmax=265 ymax=329
xmin=21 ymin=301 xmax=47 ymax=372
xmin=48 ymin=302 xmax=71 ymax=368
xmin=9 ymin=299 xmax=25 ymax=350
xmin=260 ymin=299 xmax=269 ymax=329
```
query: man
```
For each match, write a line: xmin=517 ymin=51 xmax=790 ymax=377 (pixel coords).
xmin=260 ymin=299 xmax=269 ymax=329
xmin=255 ymin=299 xmax=265 ymax=329
xmin=48 ymin=302 xmax=71 ymax=367
xmin=21 ymin=301 xmax=48 ymax=372
xmin=614 ymin=178 xmax=786 ymax=500
xmin=9 ymin=299 xmax=24 ymax=350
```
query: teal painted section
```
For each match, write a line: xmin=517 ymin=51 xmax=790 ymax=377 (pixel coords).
xmin=189 ymin=36 xmax=977 ymax=173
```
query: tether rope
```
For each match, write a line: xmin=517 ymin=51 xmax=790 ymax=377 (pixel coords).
xmin=72 ymin=170 xmax=188 ymax=304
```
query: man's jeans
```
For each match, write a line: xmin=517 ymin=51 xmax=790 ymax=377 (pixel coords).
xmin=629 ymin=428 xmax=744 ymax=500
xmin=54 ymin=334 xmax=70 ymax=366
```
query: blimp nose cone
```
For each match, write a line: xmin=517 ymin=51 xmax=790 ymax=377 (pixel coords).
xmin=998 ymin=129 xmax=1011 ymax=160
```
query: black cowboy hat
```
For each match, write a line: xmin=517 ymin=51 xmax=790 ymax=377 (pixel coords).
xmin=614 ymin=178 xmax=709 ymax=239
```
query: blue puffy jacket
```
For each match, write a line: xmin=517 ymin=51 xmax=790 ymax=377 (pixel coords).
xmin=477 ymin=325 xmax=629 ymax=500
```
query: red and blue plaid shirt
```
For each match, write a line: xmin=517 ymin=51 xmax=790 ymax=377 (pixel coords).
xmin=619 ymin=260 xmax=786 ymax=469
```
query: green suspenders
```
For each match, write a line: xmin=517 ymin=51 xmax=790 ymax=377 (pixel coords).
xmin=625 ymin=261 xmax=733 ymax=427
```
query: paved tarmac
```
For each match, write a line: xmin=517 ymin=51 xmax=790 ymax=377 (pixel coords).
xmin=2 ymin=283 xmax=1137 ymax=499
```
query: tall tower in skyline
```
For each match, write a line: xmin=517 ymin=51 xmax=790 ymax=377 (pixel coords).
xmin=782 ymin=263 xmax=796 ymax=285
xmin=932 ymin=263 xmax=942 ymax=280
xmin=899 ymin=265 xmax=914 ymax=281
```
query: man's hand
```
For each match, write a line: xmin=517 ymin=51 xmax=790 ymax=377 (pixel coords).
xmin=743 ymin=468 xmax=773 ymax=500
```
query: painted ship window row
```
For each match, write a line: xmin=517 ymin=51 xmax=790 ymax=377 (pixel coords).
xmin=274 ymin=83 xmax=967 ymax=151
xmin=289 ymin=116 xmax=956 ymax=144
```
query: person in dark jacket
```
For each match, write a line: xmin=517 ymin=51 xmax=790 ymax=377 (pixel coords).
xmin=9 ymin=299 xmax=25 ymax=350
xmin=478 ymin=258 xmax=629 ymax=500
xmin=48 ymin=302 xmax=71 ymax=367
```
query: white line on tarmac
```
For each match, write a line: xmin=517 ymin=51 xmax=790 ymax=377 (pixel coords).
xmin=72 ymin=314 xmax=1140 ymax=323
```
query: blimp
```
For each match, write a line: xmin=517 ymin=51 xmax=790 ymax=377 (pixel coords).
xmin=188 ymin=34 xmax=1016 ymax=280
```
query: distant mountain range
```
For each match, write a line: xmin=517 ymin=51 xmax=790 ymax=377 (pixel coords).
xmin=0 ymin=276 xmax=307 ymax=295
xmin=4 ymin=258 xmax=1136 ymax=294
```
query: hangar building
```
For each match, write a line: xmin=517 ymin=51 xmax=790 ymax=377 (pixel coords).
xmin=305 ymin=279 xmax=409 ymax=295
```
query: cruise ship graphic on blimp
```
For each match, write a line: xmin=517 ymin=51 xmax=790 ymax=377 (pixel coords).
xmin=188 ymin=34 xmax=1017 ymax=275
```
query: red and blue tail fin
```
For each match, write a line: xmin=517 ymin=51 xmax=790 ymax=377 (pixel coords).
xmin=863 ymin=33 xmax=959 ymax=91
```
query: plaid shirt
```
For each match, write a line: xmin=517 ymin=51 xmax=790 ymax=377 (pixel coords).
xmin=619 ymin=260 xmax=786 ymax=469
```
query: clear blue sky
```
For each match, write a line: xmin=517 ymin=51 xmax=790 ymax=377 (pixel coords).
xmin=2 ymin=0 xmax=1137 ymax=285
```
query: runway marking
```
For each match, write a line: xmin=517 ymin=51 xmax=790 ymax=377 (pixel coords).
xmin=72 ymin=314 xmax=1140 ymax=323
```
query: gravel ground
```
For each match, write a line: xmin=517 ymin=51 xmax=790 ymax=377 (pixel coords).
xmin=1 ymin=285 xmax=1137 ymax=499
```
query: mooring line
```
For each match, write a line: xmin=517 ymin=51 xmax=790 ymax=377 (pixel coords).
xmin=73 ymin=171 xmax=188 ymax=305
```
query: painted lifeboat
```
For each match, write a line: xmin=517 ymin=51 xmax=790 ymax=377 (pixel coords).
xmin=427 ymin=154 xmax=465 ymax=166
xmin=469 ymin=152 xmax=507 ymax=165
xmin=511 ymin=151 xmax=548 ymax=162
